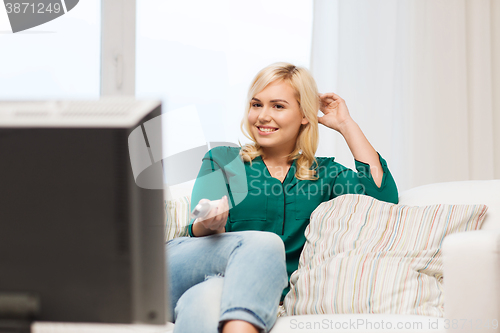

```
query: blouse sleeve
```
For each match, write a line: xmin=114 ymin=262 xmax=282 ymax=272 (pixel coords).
xmin=187 ymin=149 xmax=231 ymax=237
xmin=331 ymin=152 xmax=398 ymax=204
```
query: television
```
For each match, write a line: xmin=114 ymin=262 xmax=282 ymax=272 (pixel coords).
xmin=0 ymin=99 xmax=168 ymax=331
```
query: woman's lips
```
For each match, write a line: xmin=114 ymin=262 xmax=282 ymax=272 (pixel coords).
xmin=256 ymin=126 xmax=279 ymax=135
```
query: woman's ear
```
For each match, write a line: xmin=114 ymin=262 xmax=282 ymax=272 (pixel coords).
xmin=301 ymin=116 xmax=309 ymax=125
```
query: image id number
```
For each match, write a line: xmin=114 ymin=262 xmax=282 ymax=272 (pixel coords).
xmin=444 ymin=319 xmax=499 ymax=330
xmin=5 ymin=2 xmax=62 ymax=14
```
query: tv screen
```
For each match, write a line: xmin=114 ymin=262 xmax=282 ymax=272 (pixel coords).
xmin=0 ymin=99 xmax=168 ymax=328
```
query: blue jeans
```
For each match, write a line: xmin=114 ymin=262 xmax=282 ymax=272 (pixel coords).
xmin=166 ymin=231 xmax=288 ymax=333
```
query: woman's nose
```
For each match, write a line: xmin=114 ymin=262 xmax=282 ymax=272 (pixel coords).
xmin=258 ymin=107 xmax=272 ymax=122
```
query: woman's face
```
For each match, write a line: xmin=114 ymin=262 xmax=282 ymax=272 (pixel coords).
xmin=248 ymin=80 xmax=309 ymax=154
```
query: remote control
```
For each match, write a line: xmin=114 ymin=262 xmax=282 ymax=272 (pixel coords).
xmin=190 ymin=199 xmax=221 ymax=221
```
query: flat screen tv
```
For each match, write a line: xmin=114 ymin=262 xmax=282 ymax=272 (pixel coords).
xmin=0 ymin=99 xmax=168 ymax=331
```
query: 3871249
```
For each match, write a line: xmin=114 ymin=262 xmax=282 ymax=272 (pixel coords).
xmin=443 ymin=319 xmax=499 ymax=330
xmin=5 ymin=2 xmax=62 ymax=14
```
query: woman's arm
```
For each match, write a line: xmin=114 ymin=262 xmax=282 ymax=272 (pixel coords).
xmin=318 ymin=93 xmax=383 ymax=187
xmin=188 ymin=149 xmax=231 ymax=237
xmin=338 ymin=119 xmax=383 ymax=187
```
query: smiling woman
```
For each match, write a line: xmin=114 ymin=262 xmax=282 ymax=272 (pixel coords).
xmin=167 ymin=62 xmax=398 ymax=333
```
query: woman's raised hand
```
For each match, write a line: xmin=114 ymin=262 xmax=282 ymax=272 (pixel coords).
xmin=195 ymin=196 xmax=229 ymax=232
xmin=318 ymin=93 xmax=353 ymax=134
xmin=318 ymin=92 xmax=384 ymax=187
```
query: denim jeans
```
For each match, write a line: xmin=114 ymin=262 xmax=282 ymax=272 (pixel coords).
xmin=166 ymin=231 xmax=288 ymax=333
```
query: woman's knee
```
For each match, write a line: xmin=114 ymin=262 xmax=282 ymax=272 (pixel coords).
xmin=174 ymin=276 xmax=224 ymax=332
xmin=175 ymin=275 xmax=224 ymax=318
xmin=238 ymin=231 xmax=286 ymax=258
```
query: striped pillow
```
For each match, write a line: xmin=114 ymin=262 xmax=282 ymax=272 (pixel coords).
xmin=284 ymin=194 xmax=488 ymax=317
xmin=164 ymin=195 xmax=191 ymax=242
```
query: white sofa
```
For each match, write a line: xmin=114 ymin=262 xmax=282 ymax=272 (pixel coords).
xmin=33 ymin=180 xmax=500 ymax=333
xmin=270 ymin=179 xmax=500 ymax=333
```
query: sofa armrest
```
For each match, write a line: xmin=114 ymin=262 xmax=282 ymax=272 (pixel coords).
xmin=443 ymin=229 xmax=500 ymax=332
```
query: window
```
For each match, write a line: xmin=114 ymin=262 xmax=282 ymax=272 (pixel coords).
xmin=0 ymin=0 xmax=101 ymax=99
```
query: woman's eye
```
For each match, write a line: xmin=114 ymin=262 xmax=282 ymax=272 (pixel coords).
xmin=250 ymin=103 xmax=284 ymax=109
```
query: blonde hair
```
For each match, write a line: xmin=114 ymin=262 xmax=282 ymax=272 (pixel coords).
xmin=239 ymin=62 xmax=320 ymax=180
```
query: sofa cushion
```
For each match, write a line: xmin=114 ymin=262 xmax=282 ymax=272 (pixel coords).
xmin=284 ymin=194 xmax=488 ymax=317
xmin=164 ymin=195 xmax=191 ymax=241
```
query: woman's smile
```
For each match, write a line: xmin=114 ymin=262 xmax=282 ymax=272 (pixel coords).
xmin=256 ymin=126 xmax=279 ymax=134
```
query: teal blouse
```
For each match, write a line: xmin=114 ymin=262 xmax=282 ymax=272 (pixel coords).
xmin=188 ymin=146 xmax=398 ymax=299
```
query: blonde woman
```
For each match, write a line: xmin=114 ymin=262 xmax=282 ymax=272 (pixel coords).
xmin=167 ymin=62 xmax=398 ymax=333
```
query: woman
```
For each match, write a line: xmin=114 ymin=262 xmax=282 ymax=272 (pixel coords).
xmin=167 ymin=62 xmax=398 ymax=333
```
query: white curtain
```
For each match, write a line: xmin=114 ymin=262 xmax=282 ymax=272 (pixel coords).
xmin=310 ymin=0 xmax=500 ymax=191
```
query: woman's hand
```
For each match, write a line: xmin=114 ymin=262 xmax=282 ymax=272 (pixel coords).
xmin=318 ymin=92 xmax=354 ymax=134
xmin=195 ymin=196 xmax=229 ymax=232
xmin=318 ymin=92 xmax=384 ymax=187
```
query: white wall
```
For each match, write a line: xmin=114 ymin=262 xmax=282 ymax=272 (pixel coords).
xmin=136 ymin=0 xmax=313 ymax=146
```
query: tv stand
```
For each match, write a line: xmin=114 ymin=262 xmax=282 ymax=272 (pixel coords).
xmin=0 ymin=319 xmax=32 ymax=333
xmin=0 ymin=293 xmax=39 ymax=333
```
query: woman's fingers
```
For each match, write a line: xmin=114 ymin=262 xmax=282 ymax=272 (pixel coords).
xmin=215 ymin=196 xmax=228 ymax=230
xmin=319 ymin=92 xmax=342 ymax=103
xmin=201 ymin=196 xmax=228 ymax=231
xmin=319 ymin=93 xmax=337 ymax=109
xmin=319 ymin=93 xmax=346 ymax=116
xmin=320 ymin=92 xmax=341 ymax=99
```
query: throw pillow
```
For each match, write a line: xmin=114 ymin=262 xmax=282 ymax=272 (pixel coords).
xmin=164 ymin=195 xmax=191 ymax=242
xmin=284 ymin=194 xmax=488 ymax=317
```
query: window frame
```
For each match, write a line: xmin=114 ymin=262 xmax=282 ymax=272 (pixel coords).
xmin=101 ymin=0 xmax=136 ymax=96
